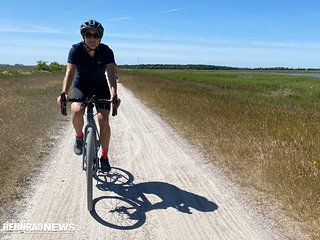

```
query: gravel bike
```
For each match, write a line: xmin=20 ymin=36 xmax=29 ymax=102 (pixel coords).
xmin=62 ymin=94 xmax=118 ymax=212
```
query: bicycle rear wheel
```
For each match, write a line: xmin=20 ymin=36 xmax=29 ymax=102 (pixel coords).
xmin=85 ymin=127 xmax=95 ymax=212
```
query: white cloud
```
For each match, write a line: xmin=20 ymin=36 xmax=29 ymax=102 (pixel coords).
xmin=157 ymin=3 xmax=210 ymax=14
xmin=0 ymin=19 xmax=69 ymax=34
xmin=158 ymin=7 xmax=191 ymax=14
xmin=105 ymin=17 xmax=131 ymax=22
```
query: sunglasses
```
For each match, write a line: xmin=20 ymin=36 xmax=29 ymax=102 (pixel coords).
xmin=84 ymin=32 xmax=101 ymax=39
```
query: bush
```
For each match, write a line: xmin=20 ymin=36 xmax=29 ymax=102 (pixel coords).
xmin=49 ymin=61 xmax=65 ymax=72
xmin=33 ymin=60 xmax=65 ymax=72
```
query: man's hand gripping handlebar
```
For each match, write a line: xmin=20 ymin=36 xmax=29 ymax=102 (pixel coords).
xmin=60 ymin=92 xmax=67 ymax=116
xmin=111 ymin=94 xmax=121 ymax=116
xmin=58 ymin=93 xmax=121 ymax=116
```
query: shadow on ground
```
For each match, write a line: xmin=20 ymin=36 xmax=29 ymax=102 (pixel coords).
xmin=90 ymin=167 xmax=218 ymax=230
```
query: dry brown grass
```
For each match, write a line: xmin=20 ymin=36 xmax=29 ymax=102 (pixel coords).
xmin=0 ymin=72 xmax=64 ymax=223
xmin=119 ymin=69 xmax=320 ymax=239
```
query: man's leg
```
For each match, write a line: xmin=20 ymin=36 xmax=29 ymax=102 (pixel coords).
xmin=97 ymin=109 xmax=111 ymax=172
xmin=71 ymin=102 xmax=85 ymax=133
xmin=71 ymin=102 xmax=85 ymax=155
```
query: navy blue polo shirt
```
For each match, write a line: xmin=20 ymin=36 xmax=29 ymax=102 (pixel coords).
xmin=67 ymin=41 xmax=115 ymax=95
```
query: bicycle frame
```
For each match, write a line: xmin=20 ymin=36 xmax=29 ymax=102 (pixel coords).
xmin=67 ymin=96 xmax=115 ymax=212
xmin=82 ymin=102 xmax=100 ymax=172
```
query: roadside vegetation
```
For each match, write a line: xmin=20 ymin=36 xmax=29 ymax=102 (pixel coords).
xmin=0 ymin=63 xmax=64 ymax=223
xmin=118 ymin=69 xmax=320 ymax=239
xmin=1 ymin=63 xmax=319 ymax=238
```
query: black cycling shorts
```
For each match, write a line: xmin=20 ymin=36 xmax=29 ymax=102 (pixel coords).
xmin=70 ymin=87 xmax=111 ymax=111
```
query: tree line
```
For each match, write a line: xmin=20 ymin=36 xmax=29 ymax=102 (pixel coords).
xmin=118 ymin=64 xmax=319 ymax=71
xmin=2 ymin=62 xmax=319 ymax=72
xmin=118 ymin=64 xmax=238 ymax=70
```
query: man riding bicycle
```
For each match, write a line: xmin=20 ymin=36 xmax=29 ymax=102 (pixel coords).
xmin=57 ymin=19 xmax=120 ymax=172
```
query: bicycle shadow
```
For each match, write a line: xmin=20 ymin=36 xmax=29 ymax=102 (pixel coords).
xmin=90 ymin=167 xmax=218 ymax=230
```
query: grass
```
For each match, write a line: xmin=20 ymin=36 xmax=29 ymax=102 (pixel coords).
xmin=0 ymin=70 xmax=64 ymax=223
xmin=119 ymin=69 xmax=320 ymax=239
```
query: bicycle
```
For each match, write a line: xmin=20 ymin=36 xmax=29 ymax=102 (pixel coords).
xmin=61 ymin=94 xmax=118 ymax=212
xmin=92 ymin=167 xmax=146 ymax=230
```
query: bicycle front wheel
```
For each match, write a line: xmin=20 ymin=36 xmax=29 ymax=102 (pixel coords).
xmin=85 ymin=127 xmax=95 ymax=212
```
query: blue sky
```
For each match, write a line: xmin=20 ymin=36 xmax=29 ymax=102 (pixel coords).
xmin=1 ymin=0 xmax=320 ymax=68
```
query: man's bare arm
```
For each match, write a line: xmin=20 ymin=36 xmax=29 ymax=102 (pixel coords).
xmin=106 ymin=63 xmax=117 ymax=97
xmin=62 ymin=63 xmax=77 ymax=94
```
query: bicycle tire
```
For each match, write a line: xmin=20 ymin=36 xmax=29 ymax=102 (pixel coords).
xmin=86 ymin=127 xmax=95 ymax=212
xmin=95 ymin=167 xmax=134 ymax=186
xmin=91 ymin=196 xmax=146 ymax=230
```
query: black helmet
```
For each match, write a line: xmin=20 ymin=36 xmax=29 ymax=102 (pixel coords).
xmin=80 ymin=20 xmax=104 ymax=36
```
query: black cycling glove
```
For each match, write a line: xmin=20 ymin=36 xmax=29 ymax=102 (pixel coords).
xmin=60 ymin=92 xmax=67 ymax=116
xmin=112 ymin=94 xmax=119 ymax=116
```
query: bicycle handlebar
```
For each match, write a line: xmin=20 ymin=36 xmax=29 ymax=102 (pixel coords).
xmin=66 ymin=97 xmax=118 ymax=116
xmin=68 ymin=98 xmax=112 ymax=104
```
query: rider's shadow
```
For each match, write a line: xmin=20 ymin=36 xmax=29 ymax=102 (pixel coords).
xmin=91 ymin=168 xmax=218 ymax=230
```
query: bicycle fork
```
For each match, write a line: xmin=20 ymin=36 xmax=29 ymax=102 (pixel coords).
xmin=82 ymin=125 xmax=100 ymax=172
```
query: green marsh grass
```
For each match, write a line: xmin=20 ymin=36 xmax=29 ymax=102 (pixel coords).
xmin=0 ymin=70 xmax=63 ymax=223
xmin=119 ymin=69 xmax=320 ymax=239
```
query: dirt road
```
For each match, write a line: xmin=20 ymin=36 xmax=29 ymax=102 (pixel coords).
xmin=2 ymin=84 xmax=288 ymax=239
